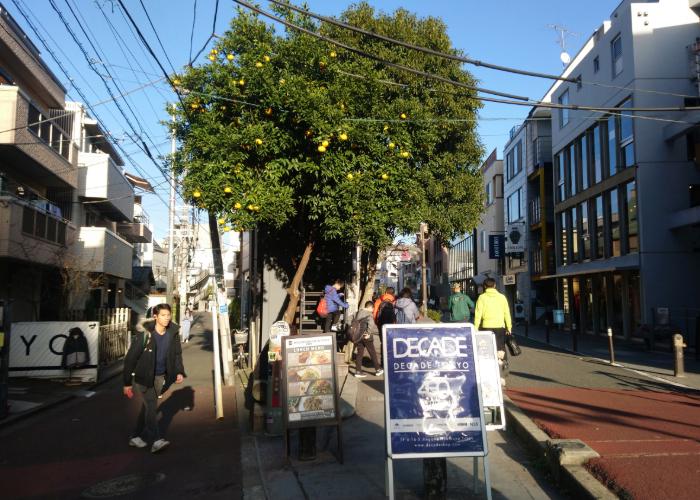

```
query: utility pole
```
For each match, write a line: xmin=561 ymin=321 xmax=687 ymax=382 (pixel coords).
xmin=166 ymin=113 xmax=176 ymax=306
xmin=420 ymin=222 xmax=428 ymax=315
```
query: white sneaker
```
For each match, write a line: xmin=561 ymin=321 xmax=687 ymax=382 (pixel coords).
xmin=354 ymin=372 xmax=367 ymax=378
xmin=151 ymin=439 xmax=170 ymax=453
xmin=375 ymin=369 xmax=384 ymax=376
xmin=129 ymin=437 xmax=147 ymax=448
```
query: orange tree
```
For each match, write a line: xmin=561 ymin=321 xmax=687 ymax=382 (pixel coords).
xmin=172 ymin=3 xmax=484 ymax=323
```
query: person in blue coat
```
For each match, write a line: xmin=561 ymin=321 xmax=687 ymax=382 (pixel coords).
xmin=323 ymin=279 xmax=349 ymax=333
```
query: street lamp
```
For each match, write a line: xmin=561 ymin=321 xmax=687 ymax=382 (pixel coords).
xmin=420 ymin=222 xmax=428 ymax=315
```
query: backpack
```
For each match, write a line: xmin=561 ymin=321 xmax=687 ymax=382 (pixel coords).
xmin=316 ymin=297 xmax=328 ymax=318
xmin=348 ymin=316 xmax=369 ymax=343
xmin=377 ymin=300 xmax=395 ymax=327
xmin=394 ymin=304 xmax=407 ymax=324
xmin=450 ymin=294 xmax=470 ymax=321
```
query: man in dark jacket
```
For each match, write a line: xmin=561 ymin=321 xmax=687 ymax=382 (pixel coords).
xmin=123 ymin=303 xmax=185 ymax=453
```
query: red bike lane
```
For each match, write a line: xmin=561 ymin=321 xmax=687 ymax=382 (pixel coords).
xmin=507 ymin=387 xmax=700 ymax=500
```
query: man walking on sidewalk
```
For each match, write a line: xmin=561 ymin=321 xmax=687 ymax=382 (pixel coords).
xmin=123 ymin=303 xmax=186 ymax=453
xmin=473 ymin=278 xmax=512 ymax=385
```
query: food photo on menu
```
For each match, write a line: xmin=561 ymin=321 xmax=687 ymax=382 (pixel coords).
xmin=287 ymin=349 xmax=332 ymax=366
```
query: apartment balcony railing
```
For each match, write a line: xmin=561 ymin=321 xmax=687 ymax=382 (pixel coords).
xmin=0 ymin=194 xmax=76 ymax=266
xmin=529 ymin=196 xmax=542 ymax=226
xmin=0 ymin=87 xmax=78 ymax=188
xmin=77 ymin=226 xmax=133 ymax=279
xmin=78 ymin=152 xmax=134 ymax=221
xmin=527 ymin=136 xmax=552 ymax=175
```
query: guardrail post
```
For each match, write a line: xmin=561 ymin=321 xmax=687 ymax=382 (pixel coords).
xmin=607 ymin=327 xmax=615 ymax=365
xmin=673 ymin=334 xmax=685 ymax=377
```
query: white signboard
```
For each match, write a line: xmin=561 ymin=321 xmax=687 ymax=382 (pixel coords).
xmin=505 ymin=222 xmax=525 ymax=254
xmin=475 ymin=332 xmax=505 ymax=431
xmin=9 ymin=322 xmax=100 ymax=382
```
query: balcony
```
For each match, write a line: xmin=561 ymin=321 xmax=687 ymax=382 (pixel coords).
xmin=117 ymin=214 xmax=152 ymax=244
xmin=527 ymin=136 xmax=552 ymax=175
xmin=77 ymin=226 xmax=133 ymax=279
xmin=0 ymin=87 xmax=78 ymax=189
xmin=78 ymin=152 xmax=134 ymax=221
xmin=0 ymin=195 xmax=76 ymax=266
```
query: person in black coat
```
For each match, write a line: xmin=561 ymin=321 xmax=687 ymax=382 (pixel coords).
xmin=123 ymin=303 xmax=185 ymax=453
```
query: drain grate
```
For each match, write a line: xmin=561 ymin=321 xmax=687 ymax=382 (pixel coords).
xmin=82 ymin=473 xmax=166 ymax=498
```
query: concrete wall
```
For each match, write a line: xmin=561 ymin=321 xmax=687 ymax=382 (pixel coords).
xmin=78 ymin=152 xmax=134 ymax=221
xmin=78 ymin=226 xmax=133 ymax=279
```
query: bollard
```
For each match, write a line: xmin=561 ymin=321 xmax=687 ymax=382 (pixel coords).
xmin=545 ymin=320 xmax=550 ymax=344
xmin=572 ymin=323 xmax=578 ymax=352
xmin=673 ymin=334 xmax=685 ymax=377
xmin=607 ymin=327 xmax=615 ymax=365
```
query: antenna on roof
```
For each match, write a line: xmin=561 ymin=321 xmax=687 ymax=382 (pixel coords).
xmin=547 ymin=24 xmax=580 ymax=67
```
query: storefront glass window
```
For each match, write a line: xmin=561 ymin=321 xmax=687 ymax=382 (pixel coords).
xmin=581 ymin=202 xmax=590 ymax=260
xmin=626 ymin=181 xmax=638 ymax=253
xmin=610 ymin=188 xmax=620 ymax=257
xmin=571 ymin=207 xmax=579 ymax=262
xmin=595 ymin=195 xmax=604 ymax=259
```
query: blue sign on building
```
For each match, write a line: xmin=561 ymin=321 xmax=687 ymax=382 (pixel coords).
xmin=382 ymin=324 xmax=487 ymax=458
xmin=488 ymin=235 xmax=505 ymax=260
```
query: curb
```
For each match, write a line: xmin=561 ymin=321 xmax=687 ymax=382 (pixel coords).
xmin=504 ymin=396 xmax=616 ymax=499
xmin=0 ymin=359 xmax=124 ymax=429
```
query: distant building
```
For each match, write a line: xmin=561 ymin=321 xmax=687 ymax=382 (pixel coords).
xmin=473 ymin=149 xmax=504 ymax=290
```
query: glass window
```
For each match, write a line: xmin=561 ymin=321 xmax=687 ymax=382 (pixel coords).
xmin=22 ymin=207 xmax=34 ymax=234
xmin=619 ymin=99 xmax=635 ymax=169
xmin=28 ymin=104 xmax=41 ymax=135
xmin=581 ymin=202 xmax=590 ymax=260
xmin=626 ymin=181 xmax=638 ymax=253
xmin=506 ymin=150 xmax=514 ymax=181
xmin=592 ymin=125 xmax=602 ymax=184
xmin=507 ymin=189 xmax=522 ymax=222
xmin=481 ymin=230 xmax=487 ymax=253
xmin=595 ymin=195 xmax=604 ymax=259
xmin=559 ymin=89 xmax=570 ymax=127
xmin=515 ymin=141 xmax=522 ymax=176
xmin=35 ymin=211 xmax=47 ymax=238
xmin=609 ymin=188 xmax=620 ymax=257
xmin=485 ymin=181 xmax=492 ymax=205
xmin=571 ymin=206 xmax=579 ymax=262
xmin=593 ymin=56 xmax=600 ymax=73
xmin=569 ymin=143 xmax=577 ymax=197
xmin=559 ymin=211 xmax=568 ymax=266
xmin=580 ymin=135 xmax=589 ymax=191
xmin=607 ymin=116 xmax=617 ymax=177
xmin=556 ymin=152 xmax=566 ymax=202
xmin=611 ymin=34 xmax=623 ymax=77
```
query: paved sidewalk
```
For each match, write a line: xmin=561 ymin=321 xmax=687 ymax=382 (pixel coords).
xmin=239 ymin=368 xmax=563 ymax=499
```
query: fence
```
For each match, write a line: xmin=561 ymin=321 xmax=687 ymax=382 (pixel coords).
xmin=67 ymin=307 xmax=131 ymax=364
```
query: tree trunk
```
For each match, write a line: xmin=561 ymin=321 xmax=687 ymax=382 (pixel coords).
xmin=360 ymin=246 xmax=379 ymax=306
xmin=283 ymin=241 xmax=314 ymax=326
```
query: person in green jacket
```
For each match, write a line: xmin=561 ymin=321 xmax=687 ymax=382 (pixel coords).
xmin=448 ymin=282 xmax=475 ymax=322
xmin=473 ymin=278 xmax=512 ymax=386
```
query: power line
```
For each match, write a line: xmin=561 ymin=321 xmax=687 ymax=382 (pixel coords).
xmin=232 ymin=0 xmax=527 ymax=102
xmin=188 ymin=0 xmax=198 ymax=63
xmin=234 ymin=0 xmax=700 ymax=114
xmin=266 ymin=0 xmax=577 ymax=84
xmin=189 ymin=0 xmax=220 ymax=64
xmin=137 ymin=0 xmax=177 ymax=75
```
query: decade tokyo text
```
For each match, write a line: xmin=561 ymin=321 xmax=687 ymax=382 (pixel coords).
xmin=393 ymin=336 xmax=469 ymax=359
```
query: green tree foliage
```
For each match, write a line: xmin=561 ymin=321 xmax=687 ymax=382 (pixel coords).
xmin=172 ymin=3 xmax=484 ymax=250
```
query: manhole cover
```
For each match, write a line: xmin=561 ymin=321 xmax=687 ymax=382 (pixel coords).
xmin=82 ymin=473 xmax=165 ymax=498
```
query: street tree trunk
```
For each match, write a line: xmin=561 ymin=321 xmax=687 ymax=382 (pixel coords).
xmin=283 ymin=241 xmax=314 ymax=326
xmin=360 ymin=246 xmax=379 ymax=306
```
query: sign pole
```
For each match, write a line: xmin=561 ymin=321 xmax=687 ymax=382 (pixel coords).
xmin=211 ymin=276 xmax=224 ymax=419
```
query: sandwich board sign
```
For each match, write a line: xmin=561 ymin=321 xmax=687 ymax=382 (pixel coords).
xmin=382 ymin=323 xmax=491 ymax=499
xmin=475 ymin=332 xmax=505 ymax=431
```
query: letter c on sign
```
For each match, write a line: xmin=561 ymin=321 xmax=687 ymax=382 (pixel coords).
xmin=50 ymin=334 xmax=68 ymax=355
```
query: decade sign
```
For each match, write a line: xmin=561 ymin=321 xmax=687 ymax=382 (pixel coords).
xmin=383 ymin=323 xmax=487 ymax=458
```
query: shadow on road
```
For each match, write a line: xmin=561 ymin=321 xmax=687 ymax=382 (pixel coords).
xmin=158 ymin=386 xmax=195 ymax=437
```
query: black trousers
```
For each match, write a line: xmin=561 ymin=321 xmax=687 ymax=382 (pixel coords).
xmin=323 ymin=311 xmax=341 ymax=333
xmin=133 ymin=375 xmax=165 ymax=442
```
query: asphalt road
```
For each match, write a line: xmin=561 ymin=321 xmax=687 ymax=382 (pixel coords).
xmin=506 ymin=335 xmax=700 ymax=500
xmin=0 ymin=312 xmax=241 ymax=500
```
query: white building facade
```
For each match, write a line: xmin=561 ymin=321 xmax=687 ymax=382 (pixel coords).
xmin=549 ymin=0 xmax=700 ymax=340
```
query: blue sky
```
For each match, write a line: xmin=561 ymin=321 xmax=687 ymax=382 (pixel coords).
xmin=4 ymin=0 xmax=621 ymax=240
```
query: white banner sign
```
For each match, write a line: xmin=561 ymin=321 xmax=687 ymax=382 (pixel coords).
xmin=505 ymin=222 xmax=525 ymax=254
xmin=9 ymin=322 xmax=100 ymax=381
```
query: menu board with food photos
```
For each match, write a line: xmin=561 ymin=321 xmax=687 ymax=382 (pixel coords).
xmin=282 ymin=333 xmax=339 ymax=428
